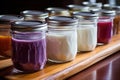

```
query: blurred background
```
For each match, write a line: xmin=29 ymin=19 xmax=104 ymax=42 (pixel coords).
xmin=0 ymin=0 xmax=120 ymax=14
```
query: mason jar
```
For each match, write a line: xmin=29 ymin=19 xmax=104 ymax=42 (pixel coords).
xmin=0 ymin=15 xmax=23 ymax=57
xmin=72 ymin=12 xmax=98 ymax=52
xmin=11 ymin=20 xmax=47 ymax=72
xmin=45 ymin=7 xmax=70 ymax=16
xmin=112 ymin=6 xmax=120 ymax=35
xmin=46 ymin=16 xmax=78 ymax=63
xmin=20 ymin=10 xmax=49 ymax=21
xmin=97 ymin=10 xmax=115 ymax=45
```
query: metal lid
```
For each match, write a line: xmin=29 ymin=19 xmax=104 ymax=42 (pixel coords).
xmin=67 ymin=4 xmax=88 ymax=9
xmin=46 ymin=7 xmax=68 ymax=12
xmin=46 ymin=16 xmax=78 ymax=26
xmin=102 ymin=4 xmax=112 ymax=10
xmin=72 ymin=11 xmax=98 ymax=20
xmin=90 ymin=8 xmax=101 ymax=13
xmin=11 ymin=20 xmax=47 ymax=32
xmin=21 ymin=10 xmax=48 ymax=17
xmin=89 ymin=3 xmax=102 ymax=8
xmin=101 ymin=10 xmax=116 ymax=17
xmin=112 ymin=6 xmax=120 ymax=10
xmin=112 ymin=6 xmax=120 ymax=15
xmin=82 ymin=1 xmax=90 ymax=6
xmin=46 ymin=7 xmax=69 ymax=14
xmin=0 ymin=15 xmax=24 ymax=24
xmin=67 ymin=4 xmax=89 ymax=11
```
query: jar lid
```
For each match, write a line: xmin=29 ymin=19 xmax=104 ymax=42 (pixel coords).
xmin=89 ymin=3 xmax=102 ymax=8
xmin=90 ymin=8 xmax=101 ymax=13
xmin=46 ymin=7 xmax=69 ymax=14
xmin=11 ymin=20 xmax=47 ymax=32
xmin=101 ymin=10 xmax=116 ymax=17
xmin=67 ymin=4 xmax=89 ymax=9
xmin=82 ymin=1 xmax=90 ymax=6
xmin=72 ymin=11 xmax=98 ymax=20
xmin=21 ymin=10 xmax=49 ymax=17
xmin=112 ymin=6 xmax=120 ymax=15
xmin=67 ymin=4 xmax=89 ymax=11
xmin=102 ymin=4 xmax=112 ymax=10
xmin=46 ymin=16 xmax=78 ymax=26
xmin=0 ymin=15 xmax=24 ymax=24
xmin=90 ymin=3 xmax=102 ymax=8
xmin=112 ymin=6 xmax=120 ymax=10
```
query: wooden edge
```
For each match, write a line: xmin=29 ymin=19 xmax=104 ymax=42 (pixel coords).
xmin=43 ymin=41 xmax=120 ymax=80
xmin=0 ymin=59 xmax=12 ymax=69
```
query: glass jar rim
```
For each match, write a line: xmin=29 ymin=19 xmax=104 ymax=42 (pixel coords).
xmin=98 ymin=17 xmax=112 ymax=22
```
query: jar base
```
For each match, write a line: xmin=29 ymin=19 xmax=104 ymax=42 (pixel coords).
xmin=97 ymin=42 xmax=109 ymax=46
xmin=13 ymin=62 xmax=43 ymax=73
xmin=12 ymin=67 xmax=37 ymax=74
xmin=77 ymin=49 xmax=95 ymax=52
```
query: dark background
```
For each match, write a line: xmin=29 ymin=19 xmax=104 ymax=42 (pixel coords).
xmin=0 ymin=0 xmax=111 ymax=15
xmin=0 ymin=0 xmax=74 ymax=14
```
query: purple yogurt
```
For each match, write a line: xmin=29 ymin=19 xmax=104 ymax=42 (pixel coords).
xmin=12 ymin=37 xmax=46 ymax=72
xmin=11 ymin=21 xmax=47 ymax=72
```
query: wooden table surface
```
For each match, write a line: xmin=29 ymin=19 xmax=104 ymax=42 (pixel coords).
xmin=67 ymin=50 xmax=120 ymax=80
xmin=1 ymin=34 xmax=120 ymax=80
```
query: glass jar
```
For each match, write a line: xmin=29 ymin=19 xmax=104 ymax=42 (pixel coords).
xmin=112 ymin=6 xmax=120 ymax=35
xmin=72 ymin=12 xmax=98 ymax=52
xmin=97 ymin=17 xmax=112 ymax=44
xmin=0 ymin=15 xmax=23 ymax=57
xmin=45 ymin=7 xmax=70 ymax=16
xmin=20 ymin=10 xmax=49 ymax=21
xmin=46 ymin=16 xmax=78 ymax=63
xmin=11 ymin=21 xmax=47 ymax=72
xmin=97 ymin=10 xmax=115 ymax=45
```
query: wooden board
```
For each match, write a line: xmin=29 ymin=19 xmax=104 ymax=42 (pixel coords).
xmin=1 ymin=34 xmax=120 ymax=80
xmin=0 ymin=58 xmax=12 ymax=69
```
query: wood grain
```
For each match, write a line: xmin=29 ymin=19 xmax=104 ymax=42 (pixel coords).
xmin=1 ymin=34 xmax=120 ymax=80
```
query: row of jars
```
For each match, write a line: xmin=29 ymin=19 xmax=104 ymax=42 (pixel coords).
xmin=20 ymin=4 xmax=120 ymax=35
xmin=0 ymin=4 xmax=119 ymax=72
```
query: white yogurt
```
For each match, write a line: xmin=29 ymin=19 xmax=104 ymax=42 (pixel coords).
xmin=46 ymin=30 xmax=77 ymax=63
xmin=77 ymin=25 xmax=97 ymax=51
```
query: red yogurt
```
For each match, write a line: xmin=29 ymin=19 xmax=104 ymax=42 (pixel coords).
xmin=97 ymin=17 xmax=112 ymax=44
